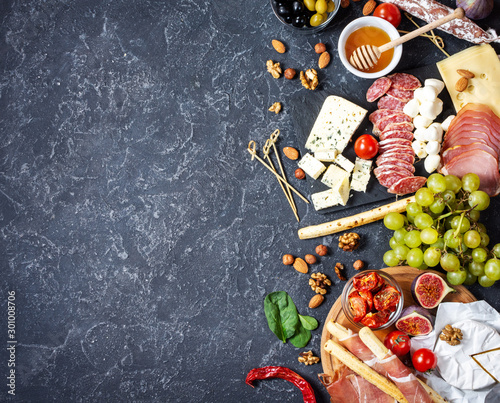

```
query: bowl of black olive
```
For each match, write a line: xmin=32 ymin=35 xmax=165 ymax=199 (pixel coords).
xmin=270 ymin=0 xmax=340 ymax=33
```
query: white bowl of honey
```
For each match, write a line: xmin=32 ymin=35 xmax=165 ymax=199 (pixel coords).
xmin=338 ymin=16 xmax=402 ymax=79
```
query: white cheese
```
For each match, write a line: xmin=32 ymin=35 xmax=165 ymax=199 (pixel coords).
xmin=424 ymin=154 xmax=441 ymax=173
xmin=441 ymin=115 xmax=455 ymax=132
xmin=350 ymin=158 xmax=372 ymax=192
xmin=413 ymin=114 xmax=433 ymax=129
xmin=333 ymin=154 xmax=355 ymax=173
xmin=314 ymin=149 xmax=338 ymax=162
xmin=297 ymin=153 xmax=326 ymax=180
xmin=424 ymin=78 xmax=445 ymax=94
xmin=419 ymin=98 xmax=443 ymax=121
xmin=305 ymin=95 xmax=367 ymax=153
xmin=425 ymin=140 xmax=441 ymax=156
xmin=321 ymin=164 xmax=349 ymax=189
xmin=403 ymin=98 xmax=420 ymax=118
xmin=311 ymin=175 xmax=350 ymax=210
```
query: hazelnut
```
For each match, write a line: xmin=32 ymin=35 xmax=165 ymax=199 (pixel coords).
xmin=284 ymin=68 xmax=296 ymax=80
xmin=295 ymin=168 xmax=306 ymax=180
xmin=353 ymin=260 xmax=365 ymax=270
xmin=305 ymin=254 xmax=317 ymax=264
xmin=282 ymin=254 xmax=295 ymax=265
xmin=315 ymin=245 xmax=328 ymax=256
xmin=315 ymin=43 xmax=326 ymax=54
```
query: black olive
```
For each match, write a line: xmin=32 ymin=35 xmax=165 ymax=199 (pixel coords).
xmin=292 ymin=15 xmax=305 ymax=27
xmin=284 ymin=15 xmax=293 ymax=23
xmin=292 ymin=1 xmax=304 ymax=14
xmin=277 ymin=5 xmax=292 ymax=17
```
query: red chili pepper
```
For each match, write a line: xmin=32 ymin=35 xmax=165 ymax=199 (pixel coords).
xmin=245 ymin=366 xmax=316 ymax=403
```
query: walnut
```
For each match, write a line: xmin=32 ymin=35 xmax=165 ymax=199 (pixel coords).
xmin=353 ymin=260 xmax=364 ymax=270
xmin=268 ymin=102 xmax=282 ymax=114
xmin=298 ymin=351 xmax=320 ymax=366
xmin=315 ymin=244 xmax=328 ymax=256
xmin=439 ymin=324 xmax=463 ymax=346
xmin=309 ymin=272 xmax=331 ymax=294
xmin=335 ymin=263 xmax=346 ymax=281
xmin=266 ymin=60 xmax=282 ymax=79
xmin=305 ymin=254 xmax=317 ymax=264
xmin=300 ymin=69 xmax=318 ymax=90
xmin=338 ymin=232 xmax=360 ymax=252
xmin=282 ymin=254 xmax=294 ymax=265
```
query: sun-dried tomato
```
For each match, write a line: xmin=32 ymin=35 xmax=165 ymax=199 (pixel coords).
xmin=373 ymin=284 xmax=401 ymax=312
xmin=349 ymin=290 xmax=367 ymax=322
xmin=358 ymin=290 xmax=374 ymax=312
xmin=360 ymin=310 xmax=391 ymax=328
xmin=352 ymin=272 xmax=385 ymax=292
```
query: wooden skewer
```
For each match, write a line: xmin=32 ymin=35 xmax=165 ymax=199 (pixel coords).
xmin=248 ymin=141 xmax=309 ymax=204
xmin=350 ymin=8 xmax=464 ymax=71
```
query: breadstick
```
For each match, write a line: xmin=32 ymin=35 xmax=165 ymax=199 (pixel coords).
xmin=326 ymin=321 xmax=353 ymax=340
xmin=324 ymin=339 xmax=409 ymax=403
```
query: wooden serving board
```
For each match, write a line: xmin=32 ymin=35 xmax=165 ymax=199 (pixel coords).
xmin=320 ymin=266 xmax=477 ymax=376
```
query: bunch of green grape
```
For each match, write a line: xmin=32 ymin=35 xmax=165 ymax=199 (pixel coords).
xmin=382 ymin=173 xmax=500 ymax=287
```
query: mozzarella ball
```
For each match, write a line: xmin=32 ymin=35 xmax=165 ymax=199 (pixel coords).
xmin=412 ymin=140 xmax=427 ymax=158
xmin=413 ymin=128 xmax=427 ymax=142
xmin=421 ymin=85 xmax=439 ymax=101
xmin=425 ymin=140 xmax=441 ymax=155
xmin=441 ymin=115 xmax=455 ymax=132
xmin=403 ymin=98 xmax=420 ymax=118
xmin=429 ymin=122 xmax=444 ymax=140
xmin=422 ymin=126 xmax=440 ymax=142
xmin=420 ymin=98 xmax=443 ymax=120
xmin=413 ymin=114 xmax=433 ymax=129
xmin=424 ymin=79 xmax=445 ymax=94
xmin=413 ymin=87 xmax=425 ymax=102
xmin=424 ymin=154 xmax=441 ymax=174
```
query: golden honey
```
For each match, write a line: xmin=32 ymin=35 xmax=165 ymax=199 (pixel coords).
xmin=345 ymin=26 xmax=394 ymax=73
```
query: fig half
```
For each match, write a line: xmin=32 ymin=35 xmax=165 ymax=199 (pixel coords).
xmin=395 ymin=305 xmax=433 ymax=336
xmin=411 ymin=272 xmax=455 ymax=309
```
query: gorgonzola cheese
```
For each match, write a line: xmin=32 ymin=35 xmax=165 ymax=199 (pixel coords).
xmin=350 ymin=157 xmax=372 ymax=192
xmin=297 ymin=153 xmax=326 ymax=180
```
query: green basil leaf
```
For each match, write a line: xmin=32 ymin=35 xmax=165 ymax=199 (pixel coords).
xmin=298 ymin=314 xmax=318 ymax=331
xmin=264 ymin=291 xmax=300 ymax=343
xmin=289 ymin=324 xmax=311 ymax=348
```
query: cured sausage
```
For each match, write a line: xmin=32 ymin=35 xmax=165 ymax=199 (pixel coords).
xmin=366 ymin=77 xmax=392 ymax=102
xmin=387 ymin=73 xmax=421 ymax=91
xmin=377 ymin=96 xmax=407 ymax=111
xmin=379 ymin=130 xmax=414 ymax=141
xmin=388 ymin=176 xmax=427 ymax=195
xmin=386 ymin=87 xmax=415 ymax=102
xmin=369 ymin=109 xmax=405 ymax=125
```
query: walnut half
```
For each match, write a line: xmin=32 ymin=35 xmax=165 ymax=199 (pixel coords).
xmin=300 ymin=69 xmax=318 ymax=90
xmin=266 ymin=60 xmax=282 ymax=79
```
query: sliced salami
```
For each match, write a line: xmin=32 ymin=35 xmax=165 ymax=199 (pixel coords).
xmin=387 ymin=73 xmax=421 ymax=91
xmin=374 ymin=165 xmax=414 ymax=178
xmin=376 ymin=157 xmax=415 ymax=173
xmin=377 ymin=152 xmax=415 ymax=165
xmin=374 ymin=113 xmax=412 ymax=134
xmin=379 ymin=130 xmax=414 ymax=141
xmin=379 ymin=138 xmax=412 ymax=148
xmin=386 ymin=87 xmax=415 ymax=102
xmin=369 ymin=109 xmax=405 ymax=125
xmin=388 ymin=176 xmax=427 ymax=195
xmin=377 ymin=171 xmax=412 ymax=188
xmin=377 ymin=95 xmax=407 ymax=111
xmin=382 ymin=122 xmax=414 ymax=133
xmin=366 ymin=77 xmax=392 ymax=102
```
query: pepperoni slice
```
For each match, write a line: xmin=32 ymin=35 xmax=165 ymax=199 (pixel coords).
xmin=366 ymin=77 xmax=392 ymax=103
xmin=388 ymin=73 xmax=421 ymax=91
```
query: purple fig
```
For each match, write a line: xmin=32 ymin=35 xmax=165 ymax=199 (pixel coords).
xmin=395 ymin=305 xmax=434 ymax=336
xmin=411 ymin=272 xmax=455 ymax=309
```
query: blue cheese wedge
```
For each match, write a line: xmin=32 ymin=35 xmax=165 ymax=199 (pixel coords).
xmin=314 ymin=149 xmax=338 ymax=162
xmin=350 ymin=157 xmax=372 ymax=192
xmin=297 ymin=153 xmax=326 ymax=180
xmin=333 ymin=154 xmax=355 ymax=173
xmin=311 ymin=176 xmax=350 ymax=210
xmin=321 ymin=164 xmax=349 ymax=189
xmin=305 ymin=95 xmax=367 ymax=153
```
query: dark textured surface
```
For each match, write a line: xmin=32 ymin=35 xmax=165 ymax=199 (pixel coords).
xmin=1 ymin=1 xmax=500 ymax=402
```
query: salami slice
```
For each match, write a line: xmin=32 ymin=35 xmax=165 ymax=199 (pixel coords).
xmin=382 ymin=122 xmax=414 ymax=133
xmin=366 ymin=77 xmax=392 ymax=103
xmin=374 ymin=113 xmax=412 ymax=133
xmin=377 ymin=95 xmax=407 ymax=111
xmin=386 ymin=87 xmax=415 ymax=102
xmin=377 ymin=152 xmax=415 ymax=165
xmin=387 ymin=73 xmax=421 ymax=91
xmin=379 ymin=130 xmax=414 ymax=141
xmin=388 ymin=176 xmax=427 ymax=195
xmin=369 ymin=109 xmax=405 ymax=125
xmin=379 ymin=145 xmax=414 ymax=155
xmin=374 ymin=165 xmax=414 ymax=178
xmin=376 ymin=157 xmax=415 ymax=173
xmin=378 ymin=171 xmax=412 ymax=188
xmin=379 ymin=138 xmax=412 ymax=148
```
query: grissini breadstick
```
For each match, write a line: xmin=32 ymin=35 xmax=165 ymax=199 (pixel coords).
xmin=358 ymin=327 xmax=447 ymax=403
xmin=326 ymin=321 xmax=353 ymax=340
xmin=298 ymin=196 xmax=415 ymax=239
xmin=324 ymin=339 xmax=409 ymax=403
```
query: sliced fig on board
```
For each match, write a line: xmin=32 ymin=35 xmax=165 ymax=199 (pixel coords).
xmin=411 ymin=272 xmax=455 ymax=309
xmin=395 ymin=305 xmax=434 ymax=336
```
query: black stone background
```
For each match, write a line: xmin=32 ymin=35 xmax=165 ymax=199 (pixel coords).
xmin=1 ymin=0 xmax=499 ymax=402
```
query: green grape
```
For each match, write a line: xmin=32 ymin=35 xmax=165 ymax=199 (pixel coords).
xmin=407 ymin=248 xmax=424 ymax=268
xmin=444 ymin=216 xmax=454 ymax=230
xmin=390 ymin=236 xmax=402 ymax=249
xmin=427 ymin=173 xmax=447 ymax=193
xmin=472 ymin=247 xmax=488 ymax=263
xmin=452 ymin=242 xmax=468 ymax=254
xmin=444 ymin=174 xmax=462 ymax=193
xmin=417 ymin=263 xmax=429 ymax=271
xmin=394 ymin=228 xmax=407 ymax=244
xmin=492 ymin=243 xmax=500 ymax=258
xmin=463 ymin=270 xmax=477 ymax=286
xmin=476 ymin=223 xmax=487 ymax=233
xmin=424 ymin=247 xmax=441 ymax=267
xmin=414 ymin=213 xmax=434 ymax=229
xmin=447 ymin=270 xmax=467 ymax=285
xmin=415 ymin=187 xmax=434 ymax=207
xmin=480 ymin=232 xmax=490 ymax=248
xmin=484 ymin=259 xmax=500 ymax=281
xmin=394 ymin=245 xmax=410 ymax=260
xmin=463 ymin=230 xmax=481 ymax=249
xmin=420 ymin=228 xmax=438 ymax=245
xmin=431 ymin=238 xmax=445 ymax=249
xmin=406 ymin=213 xmax=415 ymax=224
xmin=405 ymin=230 xmax=422 ymax=248
xmin=469 ymin=190 xmax=490 ymax=211
xmin=468 ymin=261 xmax=485 ymax=277
xmin=468 ymin=210 xmax=480 ymax=222
xmin=440 ymin=253 xmax=460 ymax=272
xmin=478 ymin=275 xmax=495 ymax=287
xmin=451 ymin=216 xmax=470 ymax=233
xmin=406 ymin=202 xmax=422 ymax=216
xmin=384 ymin=212 xmax=405 ymax=230
xmin=383 ymin=250 xmax=400 ymax=266
xmin=444 ymin=229 xmax=461 ymax=249
xmin=442 ymin=190 xmax=456 ymax=204
xmin=429 ymin=198 xmax=445 ymax=214
xmin=462 ymin=173 xmax=480 ymax=192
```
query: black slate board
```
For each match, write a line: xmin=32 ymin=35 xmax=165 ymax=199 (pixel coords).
xmin=290 ymin=65 xmax=455 ymax=214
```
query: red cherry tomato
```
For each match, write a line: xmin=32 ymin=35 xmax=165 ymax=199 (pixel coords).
xmin=412 ymin=348 xmax=437 ymax=372
xmin=354 ymin=134 xmax=379 ymax=160
xmin=373 ymin=3 xmax=402 ymax=28
xmin=384 ymin=331 xmax=411 ymax=357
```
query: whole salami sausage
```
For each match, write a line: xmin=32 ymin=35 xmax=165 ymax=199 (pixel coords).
xmin=383 ymin=0 xmax=500 ymax=44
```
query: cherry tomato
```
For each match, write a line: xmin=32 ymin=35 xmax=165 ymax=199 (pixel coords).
xmin=412 ymin=348 xmax=437 ymax=372
xmin=373 ymin=3 xmax=402 ymax=28
xmin=354 ymin=134 xmax=379 ymax=160
xmin=384 ymin=331 xmax=411 ymax=357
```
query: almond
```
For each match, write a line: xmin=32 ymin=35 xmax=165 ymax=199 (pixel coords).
xmin=455 ymin=77 xmax=468 ymax=92
xmin=318 ymin=51 xmax=331 ymax=69
xmin=308 ymin=294 xmax=324 ymax=309
xmin=283 ymin=146 xmax=299 ymax=160
xmin=293 ymin=257 xmax=308 ymax=274
xmin=272 ymin=39 xmax=286 ymax=54
xmin=363 ymin=0 xmax=376 ymax=15
xmin=457 ymin=69 xmax=475 ymax=79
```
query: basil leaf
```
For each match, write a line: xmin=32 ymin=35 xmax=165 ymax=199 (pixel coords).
xmin=298 ymin=314 xmax=318 ymax=331
xmin=264 ymin=291 xmax=300 ymax=343
xmin=289 ymin=324 xmax=311 ymax=348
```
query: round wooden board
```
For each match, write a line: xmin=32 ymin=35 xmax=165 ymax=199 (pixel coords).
xmin=320 ymin=266 xmax=477 ymax=376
